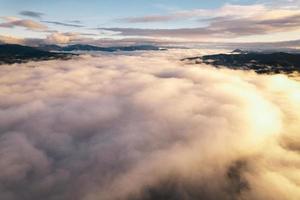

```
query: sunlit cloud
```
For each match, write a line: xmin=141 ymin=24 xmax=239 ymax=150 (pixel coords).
xmin=0 ymin=50 xmax=299 ymax=200
xmin=45 ymin=32 xmax=83 ymax=44
xmin=106 ymin=4 xmax=300 ymax=42
xmin=0 ymin=17 xmax=47 ymax=31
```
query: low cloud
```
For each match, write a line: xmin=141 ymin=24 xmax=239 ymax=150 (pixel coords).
xmin=45 ymin=32 xmax=82 ymax=44
xmin=0 ymin=30 xmax=169 ymax=47
xmin=0 ymin=49 xmax=299 ymax=200
xmin=0 ymin=35 xmax=25 ymax=44
xmin=2 ymin=31 xmax=300 ymax=50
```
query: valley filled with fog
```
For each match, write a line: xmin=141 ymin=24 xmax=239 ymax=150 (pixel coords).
xmin=0 ymin=49 xmax=300 ymax=200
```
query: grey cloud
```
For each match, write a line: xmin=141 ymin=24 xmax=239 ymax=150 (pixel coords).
xmin=208 ymin=13 xmax=300 ymax=35
xmin=102 ymin=13 xmax=300 ymax=39
xmin=19 ymin=10 xmax=45 ymax=19
xmin=42 ymin=21 xmax=85 ymax=28
xmin=116 ymin=4 xmax=267 ymax=24
xmin=258 ymin=14 xmax=300 ymax=27
xmin=109 ymin=3 xmax=300 ymax=40
xmin=67 ymin=20 xmax=82 ymax=24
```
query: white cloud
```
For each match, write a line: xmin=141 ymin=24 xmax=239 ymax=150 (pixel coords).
xmin=45 ymin=32 xmax=76 ymax=44
xmin=0 ymin=49 xmax=299 ymax=200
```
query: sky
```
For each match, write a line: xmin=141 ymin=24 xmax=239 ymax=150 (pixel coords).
xmin=1 ymin=0 xmax=300 ymax=46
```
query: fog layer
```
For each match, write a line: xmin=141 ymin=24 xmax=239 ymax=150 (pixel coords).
xmin=0 ymin=50 xmax=300 ymax=200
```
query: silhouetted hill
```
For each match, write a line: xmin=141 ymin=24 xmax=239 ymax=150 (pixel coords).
xmin=0 ymin=43 xmax=165 ymax=65
xmin=0 ymin=44 xmax=73 ymax=64
xmin=61 ymin=44 xmax=115 ymax=52
xmin=182 ymin=51 xmax=300 ymax=74
xmin=38 ymin=44 xmax=63 ymax=51
xmin=231 ymin=49 xmax=248 ymax=54
xmin=111 ymin=45 xmax=164 ymax=51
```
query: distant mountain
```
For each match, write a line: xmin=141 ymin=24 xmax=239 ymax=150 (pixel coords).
xmin=182 ymin=51 xmax=300 ymax=74
xmin=0 ymin=44 xmax=73 ymax=64
xmin=38 ymin=44 xmax=165 ymax=52
xmin=231 ymin=48 xmax=300 ymax=54
xmin=61 ymin=44 xmax=115 ymax=52
xmin=0 ymin=43 xmax=165 ymax=65
xmin=111 ymin=45 xmax=164 ymax=51
xmin=231 ymin=49 xmax=248 ymax=54
xmin=38 ymin=44 xmax=64 ymax=51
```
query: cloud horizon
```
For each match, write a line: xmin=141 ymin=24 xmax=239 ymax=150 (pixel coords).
xmin=0 ymin=50 xmax=300 ymax=200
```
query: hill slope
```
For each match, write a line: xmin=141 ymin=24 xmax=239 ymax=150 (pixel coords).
xmin=0 ymin=44 xmax=73 ymax=64
xmin=183 ymin=51 xmax=300 ymax=74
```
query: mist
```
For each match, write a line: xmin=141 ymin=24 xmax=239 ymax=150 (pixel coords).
xmin=0 ymin=49 xmax=299 ymax=200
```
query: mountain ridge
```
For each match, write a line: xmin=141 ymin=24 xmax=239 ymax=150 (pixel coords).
xmin=182 ymin=50 xmax=300 ymax=74
xmin=38 ymin=44 xmax=165 ymax=52
xmin=0 ymin=43 xmax=166 ymax=65
xmin=0 ymin=44 xmax=73 ymax=64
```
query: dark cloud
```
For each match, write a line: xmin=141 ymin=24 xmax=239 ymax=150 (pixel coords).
xmin=42 ymin=21 xmax=85 ymax=28
xmin=67 ymin=20 xmax=82 ymax=24
xmin=19 ymin=11 xmax=45 ymax=19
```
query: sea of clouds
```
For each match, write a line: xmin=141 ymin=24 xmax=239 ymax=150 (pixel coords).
xmin=0 ymin=49 xmax=300 ymax=200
